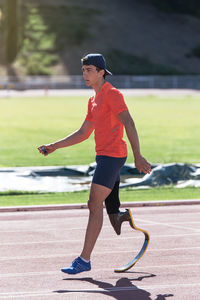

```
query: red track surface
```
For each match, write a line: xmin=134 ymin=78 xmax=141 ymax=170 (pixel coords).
xmin=0 ymin=204 xmax=200 ymax=299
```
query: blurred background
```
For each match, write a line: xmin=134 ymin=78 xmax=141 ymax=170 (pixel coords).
xmin=0 ymin=0 xmax=200 ymax=78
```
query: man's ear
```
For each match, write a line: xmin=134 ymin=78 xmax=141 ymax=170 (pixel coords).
xmin=99 ymin=69 xmax=105 ymax=77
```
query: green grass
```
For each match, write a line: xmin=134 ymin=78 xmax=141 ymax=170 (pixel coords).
xmin=0 ymin=187 xmax=199 ymax=207
xmin=0 ymin=93 xmax=199 ymax=206
xmin=0 ymin=94 xmax=199 ymax=167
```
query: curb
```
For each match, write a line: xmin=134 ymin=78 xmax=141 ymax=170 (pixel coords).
xmin=0 ymin=199 xmax=200 ymax=213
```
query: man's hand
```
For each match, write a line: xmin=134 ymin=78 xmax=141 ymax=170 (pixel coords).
xmin=37 ymin=144 xmax=56 ymax=156
xmin=134 ymin=155 xmax=151 ymax=174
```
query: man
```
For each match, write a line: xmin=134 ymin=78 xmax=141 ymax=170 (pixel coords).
xmin=38 ymin=53 xmax=151 ymax=275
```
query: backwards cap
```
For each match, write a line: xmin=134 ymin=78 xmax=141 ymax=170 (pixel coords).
xmin=81 ymin=53 xmax=112 ymax=76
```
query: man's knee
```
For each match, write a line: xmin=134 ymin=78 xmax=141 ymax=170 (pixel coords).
xmin=87 ymin=198 xmax=93 ymax=211
xmin=88 ymin=183 xmax=111 ymax=213
xmin=87 ymin=197 xmax=103 ymax=213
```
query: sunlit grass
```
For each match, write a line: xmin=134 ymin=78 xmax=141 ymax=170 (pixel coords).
xmin=0 ymin=187 xmax=199 ymax=206
xmin=0 ymin=94 xmax=199 ymax=167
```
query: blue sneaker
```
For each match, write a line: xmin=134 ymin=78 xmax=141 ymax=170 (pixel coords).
xmin=61 ymin=257 xmax=91 ymax=275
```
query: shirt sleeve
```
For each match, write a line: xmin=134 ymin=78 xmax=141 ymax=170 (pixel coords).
xmin=85 ymin=97 xmax=94 ymax=122
xmin=107 ymin=89 xmax=128 ymax=116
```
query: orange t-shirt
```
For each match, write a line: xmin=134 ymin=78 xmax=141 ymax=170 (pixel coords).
xmin=85 ymin=82 xmax=128 ymax=157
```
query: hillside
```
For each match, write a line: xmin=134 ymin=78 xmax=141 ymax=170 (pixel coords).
xmin=0 ymin=0 xmax=200 ymax=75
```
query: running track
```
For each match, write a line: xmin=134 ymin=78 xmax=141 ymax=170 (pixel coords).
xmin=0 ymin=204 xmax=200 ymax=299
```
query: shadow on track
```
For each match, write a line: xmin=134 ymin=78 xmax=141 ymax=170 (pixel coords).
xmin=54 ymin=272 xmax=173 ymax=299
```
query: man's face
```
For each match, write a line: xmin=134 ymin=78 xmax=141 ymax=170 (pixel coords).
xmin=82 ymin=65 xmax=104 ymax=87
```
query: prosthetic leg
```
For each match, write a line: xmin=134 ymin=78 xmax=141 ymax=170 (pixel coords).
xmin=105 ymin=181 xmax=133 ymax=235
xmin=114 ymin=208 xmax=150 ymax=272
xmin=105 ymin=182 xmax=150 ymax=272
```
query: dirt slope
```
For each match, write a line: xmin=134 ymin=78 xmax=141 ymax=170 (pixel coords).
xmin=0 ymin=0 xmax=200 ymax=75
xmin=62 ymin=0 xmax=200 ymax=74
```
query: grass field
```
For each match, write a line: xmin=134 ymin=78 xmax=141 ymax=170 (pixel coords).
xmin=0 ymin=187 xmax=200 ymax=206
xmin=0 ymin=93 xmax=200 ymax=205
xmin=0 ymin=94 xmax=200 ymax=167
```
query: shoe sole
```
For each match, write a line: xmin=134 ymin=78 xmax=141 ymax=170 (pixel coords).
xmin=61 ymin=268 xmax=91 ymax=274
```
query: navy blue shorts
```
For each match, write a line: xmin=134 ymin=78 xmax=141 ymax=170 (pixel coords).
xmin=92 ymin=155 xmax=127 ymax=189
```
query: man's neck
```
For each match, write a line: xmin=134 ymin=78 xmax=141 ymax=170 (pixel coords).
xmin=93 ymin=79 xmax=106 ymax=94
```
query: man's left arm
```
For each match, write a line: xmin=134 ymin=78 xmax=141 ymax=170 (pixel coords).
xmin=118 ymin=110 xmax=151 ymax=174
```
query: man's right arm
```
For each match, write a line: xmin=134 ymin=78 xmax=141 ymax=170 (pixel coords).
xmin=38 ymin=120 xmax=94 ymax=156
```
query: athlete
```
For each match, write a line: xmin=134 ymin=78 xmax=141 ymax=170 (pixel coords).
xmin=38 ymin=53 xmax=151 ymax=275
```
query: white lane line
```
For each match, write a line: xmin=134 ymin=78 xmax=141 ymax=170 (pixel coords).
xmin=0 ymin=231 xmax=200 ymax=247
xmin=59 ymin=282 xmax=200 ymax=292
xmin=0 ymin=283 xmax=200 ymax=298
xmin=0 ymin=291 xmax=53 ymax=299
xmin=0 ymin=227 xmax=87 ymax=233
xmin=135 ymin=218 xmax=200 ymax=232
xmin=132 ymin=220 xmax=200 ymax=227
xmin=1 ymin=263 xmax=200 ymax=278
xmin=0 ymin=246 xmax=200 ymax=261
xmin=0 ymin=224 xmax=125 ymax=233
xmin=1 ymin=220 xmax=200 ymax=233
xmin=167 ymin=221 xmax=200 ymax=225
xmin=0 ymin=271 xmax=58 ymax=278
xmin=152 ymin=232 xmax=200 ymax=238
xmin=135 ymin=263 xmax=200 ymax=270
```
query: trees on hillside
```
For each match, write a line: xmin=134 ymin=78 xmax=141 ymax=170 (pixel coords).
xmin=4 ymin=0 xmax=19 ymax=65
xmin=152 ymin=0 xmax=200 ymax=16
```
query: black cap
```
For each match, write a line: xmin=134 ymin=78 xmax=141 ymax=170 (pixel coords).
xmin=81 ymin=53 xmax=112 ymax=76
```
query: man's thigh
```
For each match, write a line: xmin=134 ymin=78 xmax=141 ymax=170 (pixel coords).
xmin=88 ymin=183 xmax=111 ymax=209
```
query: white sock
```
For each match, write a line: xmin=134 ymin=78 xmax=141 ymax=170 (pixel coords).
xmin=79 ymin=256 xmax=90 ymax=263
